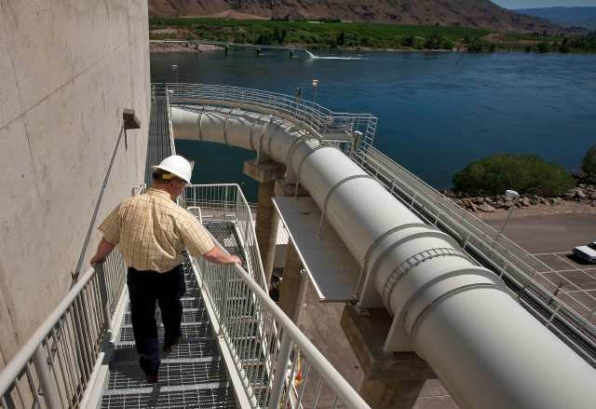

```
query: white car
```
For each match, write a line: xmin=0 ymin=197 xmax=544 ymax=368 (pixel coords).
xmin=573 ymin=242 xmax=596 ymax=263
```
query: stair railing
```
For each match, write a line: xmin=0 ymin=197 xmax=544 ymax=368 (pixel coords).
xmin=192 ymin=242 xmax=370 ymax=409
xmin=163 ymin=83 xmax=378 ymax=151
xmin=0 ymin=251 xmax=127 ymax=409
xmin=183 ymin=184 xmax=269 ymax=291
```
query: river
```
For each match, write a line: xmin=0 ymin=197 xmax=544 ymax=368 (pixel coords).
xmin=151 ymin=50 xmax=596 ymax=201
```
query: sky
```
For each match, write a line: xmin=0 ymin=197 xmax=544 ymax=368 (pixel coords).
xmin=492 ymin=0 xmax=596 ymax=8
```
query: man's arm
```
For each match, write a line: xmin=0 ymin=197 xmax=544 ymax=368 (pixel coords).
xmin=202 ymin=245 xmax=242 ymax=265
xmin=90 ymin=238 xmax=117 ymax=265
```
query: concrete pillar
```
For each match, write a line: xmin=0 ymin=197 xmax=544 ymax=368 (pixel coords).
xmin=341 ymin=304 xmax=434 ymax=409
xmin=278 ymin=241 xmax=303 ymax=319
xmin=255 ymin=180 xmax=279 ymax=283
xmin=243 ymin=160 xmax=285 ymax=284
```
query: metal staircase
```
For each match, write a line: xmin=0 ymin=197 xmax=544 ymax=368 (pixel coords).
xmin=99 ymin=259 xmax=238 ymax=409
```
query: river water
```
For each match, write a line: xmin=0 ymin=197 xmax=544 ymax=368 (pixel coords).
xmin=151 ymin=51 xmax=596 ymax=201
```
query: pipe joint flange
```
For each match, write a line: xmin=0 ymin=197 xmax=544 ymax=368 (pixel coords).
xmin=381 ymin=247 xmax=471 ymax=312
xmin=370 ymin=230 xmax=458 ymax=289
xmin=222 ymin=110 xmax=234 ymax=146
xmin=284 ymin=132 xmax=319 ymax=169
xmin=295 ymin=144 xmax=327 ymax=181
xmin=322 ymin=174 xmax=374 ymax=215
xmin=353 ymin=223 xmax=428 ymax=298
xmin=196 ymin=106 xmax=205 ymax=141
xmin=407 ymin=282 xmax=507 ymax=340
xmin=255 ymin=118 xmax=273 ymax=154
xmin=267 ymin=121 xmax=283 ymax=155
xmin=248 ymin=114 xmax=267 ymax=151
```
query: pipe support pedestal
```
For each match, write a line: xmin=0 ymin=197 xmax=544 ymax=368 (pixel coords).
xmin=243 ymin=159 xmax=285 ymax=284
xmin=341 ymin=304 xmax=434 ymax=409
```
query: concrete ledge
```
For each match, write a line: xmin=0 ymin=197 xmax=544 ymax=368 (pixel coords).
xmin=341 ymin=304 xmax=435 ymax=380
xmin=243 ymin=160 xmax=285 ymax=183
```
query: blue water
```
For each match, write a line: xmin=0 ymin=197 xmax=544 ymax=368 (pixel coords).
xmin=151 ymin=51 xmax=596 ymax=201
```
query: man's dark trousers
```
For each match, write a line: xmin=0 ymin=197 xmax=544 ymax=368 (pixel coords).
xmin=127 ymin=265 xmax=186 ymax=376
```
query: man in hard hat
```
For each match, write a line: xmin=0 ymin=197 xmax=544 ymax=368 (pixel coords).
xmin=90 ymin=155 xmax=241 ymax=383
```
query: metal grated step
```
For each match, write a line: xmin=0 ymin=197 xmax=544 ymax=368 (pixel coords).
xmin=108 ymin=359 xmax=230 ymax=390
xmin=101 ymin=386 xmax=237 ymax=409
xmin=118 ymin=323 xmax=213 ymax=343
xmin=124 ymin=308 xmax=210 ymax=326
xmin=113 ymin=338 xmax=220 ymax=361
xmin=124 ymin=297 xmax=204 ymax=313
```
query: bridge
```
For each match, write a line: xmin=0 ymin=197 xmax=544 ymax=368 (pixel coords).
xmin=1 ymin=84 xmax=596 ymax=409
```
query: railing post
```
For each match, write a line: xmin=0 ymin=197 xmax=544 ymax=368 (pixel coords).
xmin=220 ymin=266 xmax=229 ymax=336
xmin=268 ymin=334 xmax=293 ymax=409
xmin=95 ymin=263 xmax=111 ymax=331
xmin=32 ymin=345 xmax=61 ymax=409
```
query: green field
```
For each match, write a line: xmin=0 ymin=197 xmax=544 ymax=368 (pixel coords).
xmin=149 ymin=18 xmax=596 ymax=53
xmin=149 ymin=18 xmax=491 ymax=50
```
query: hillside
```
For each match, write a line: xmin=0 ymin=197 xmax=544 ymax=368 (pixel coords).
xmin=516 ymin=7 xmax=596 ymax=30
xmin=148 ymin=0 xmax=559 ymax=32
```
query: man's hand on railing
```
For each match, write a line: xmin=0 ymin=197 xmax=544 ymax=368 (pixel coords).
xmin=203 ymin=245 xmax=243 ymax=266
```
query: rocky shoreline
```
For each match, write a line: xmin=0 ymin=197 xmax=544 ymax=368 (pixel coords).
xmin=149 ymin=41 xmax=221 ymax=53
xmin=441 ymin=183 xmax=596 ymax=215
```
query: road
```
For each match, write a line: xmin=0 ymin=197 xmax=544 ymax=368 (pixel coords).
xmin=484 ymin=213 xmax=596 ymax=254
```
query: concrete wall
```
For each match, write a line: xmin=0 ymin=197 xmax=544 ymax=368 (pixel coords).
xmin=0 ymin=0 xmax=150 ymax=367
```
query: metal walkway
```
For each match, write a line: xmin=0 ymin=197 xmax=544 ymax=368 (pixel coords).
xmin=100 ymin=89 xmax=240 ymax=408
xmin=145 ymin=89 xmax=175 ymax=184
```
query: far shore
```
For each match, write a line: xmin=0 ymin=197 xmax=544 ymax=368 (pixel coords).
xmin=149 ymin=41 xmax=221 ymax=53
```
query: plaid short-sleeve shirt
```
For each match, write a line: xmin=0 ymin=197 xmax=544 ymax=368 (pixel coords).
xmin=98 ymin=188 xmax=214 ymax=272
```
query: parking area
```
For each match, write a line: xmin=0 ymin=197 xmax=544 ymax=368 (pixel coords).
xmin=484 ymin=213 xmax=596 ymax=323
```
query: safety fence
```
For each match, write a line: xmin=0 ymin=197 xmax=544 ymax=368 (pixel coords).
xmin=356 ymin=146 xmax=596 ymax=366
xmin=182 ymin=182 xmax=369 ymax=409
xmin=192 ymin=247 xmax=369 ymax=409
xmin=164 ymin=83 xmax=378 ymax=153
xmin=183 ymin=184 xmax=269 ymax=292
xmin=0 ymin=251 xmax=126 ymax=409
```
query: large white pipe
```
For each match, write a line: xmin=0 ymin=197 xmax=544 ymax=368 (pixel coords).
xmin=172 ymin=105 xmax=596 ymax=409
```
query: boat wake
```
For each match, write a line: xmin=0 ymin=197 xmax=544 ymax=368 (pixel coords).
xmin=305 ymin=50 xmax=365 ymax=60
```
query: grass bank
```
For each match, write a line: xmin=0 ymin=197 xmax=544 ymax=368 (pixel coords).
xmin=149 ymin=18 xmax=596 ymax=53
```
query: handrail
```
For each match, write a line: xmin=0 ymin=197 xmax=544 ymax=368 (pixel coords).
xmin=0 ymin=249 xmax=127 ymax=409
xmin=0 ymin=266 xmax=95 ymax=397
xmin=163 ymin=82 xmax=378 ymax=152
xmin=193 ymin=237 xmax=370 ymax=408
xmin=183 ymin=183 xmax=269 ymax=291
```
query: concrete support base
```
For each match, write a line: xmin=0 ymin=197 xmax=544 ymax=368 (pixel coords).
xmin=278 ymin=242 xmax=303 ymax=319
xmin=359 ymin=379 xmax=425 ymax=409
xmin=341 ymin=304 xmax=434 ymax=409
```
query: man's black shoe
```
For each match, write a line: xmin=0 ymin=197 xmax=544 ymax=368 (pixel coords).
xmin=162 ymin=334 xmax=183 ymax=353
xmin=147 ymin=374 xmax=159 ymax=384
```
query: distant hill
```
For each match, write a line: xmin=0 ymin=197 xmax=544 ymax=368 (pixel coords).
xmin=148 ymin=0 xmax=560 ymax=32
xmin=516 ymin=7 xmax=596 ymax=30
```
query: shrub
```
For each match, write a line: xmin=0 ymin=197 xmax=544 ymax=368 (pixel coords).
xmin=467 ymin=39 xmax=490 ymax=53
xmin=582 ymin=145 xmax=596 ymax=176
xmin=453 ymin=154 xmax=574 ymax=196
xmin=402 ymin=34 xmax=417 ymax=48
xmin=537 ymin=41 xmax=552 ymax=53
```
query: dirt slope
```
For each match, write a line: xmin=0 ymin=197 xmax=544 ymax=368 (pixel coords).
xmin=148 ymin=0 xmax=559 ymax=32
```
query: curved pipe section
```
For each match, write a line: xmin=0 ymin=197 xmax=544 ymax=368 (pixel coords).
xmin=172 ymin=105 xmax=596 ymax=409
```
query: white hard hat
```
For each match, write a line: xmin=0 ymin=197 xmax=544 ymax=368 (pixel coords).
xmin=151 ymin=155 xmax=193 ymax=184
